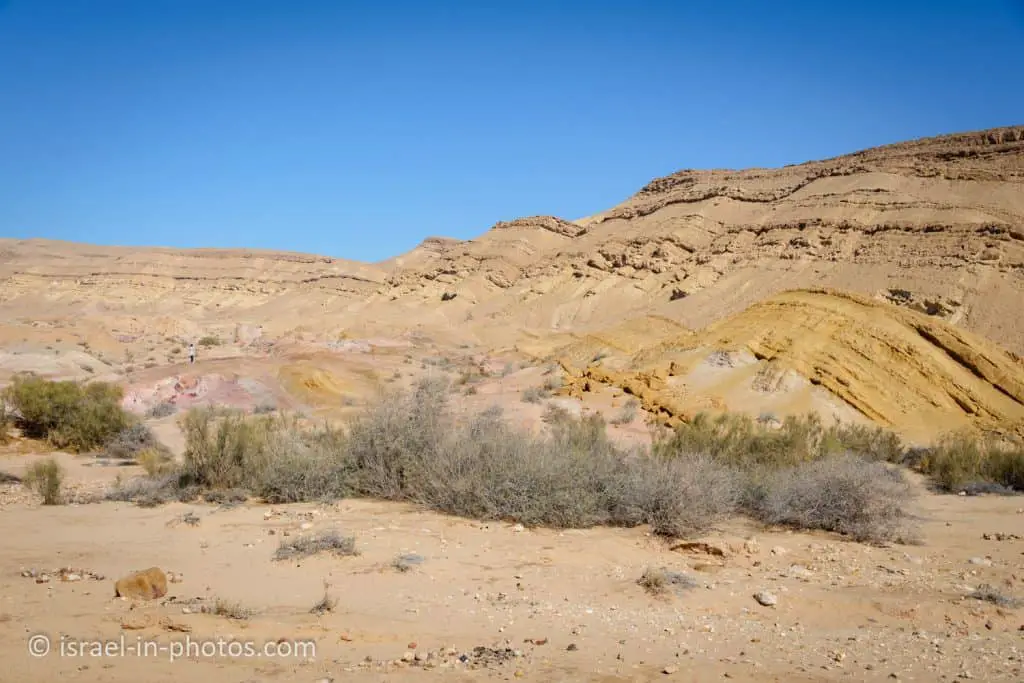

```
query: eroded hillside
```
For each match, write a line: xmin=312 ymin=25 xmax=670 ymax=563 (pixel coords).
xmin=1 ymin=126 xmax=1022 ymax=436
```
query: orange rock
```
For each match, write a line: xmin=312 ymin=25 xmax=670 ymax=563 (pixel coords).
xmin=114 ymin=567 xmax=168 ymax=600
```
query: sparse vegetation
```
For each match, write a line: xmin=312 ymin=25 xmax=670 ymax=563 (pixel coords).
xmin=212 ymin=598 xmax=253 ymax=620
xmin=106 ymin=378 xmax=1024 ymax=545
xmin=968 ymin=584 xmax=1021 ymax=608
xmin=104 ymin=423 xmax=163 ymax=460
xmin=0 ymin=403 xmax=10 ymax=444
xmin=23 ymin=457 xmax=65 ymax=505
xmin=912 ymin=430 xmax=1024 ymax=493
xmin=391 ymin=553 xmax=424 ymax=573
xmin=521 ymin=386 xmax=549 ymax=403
xmin=542 ymin=374 xmax=563 ymax=392
xmin=637 ymin=567 xmax=697 ymax=597
xmin=147 ymin=401 xmax=177 ymax=418
xmin=274 ymin=530 xmax=358 ymax=561
xmin=749 ymin=454 xmax=915 ymax=544
xmin=611 ymin=398 xmax=640 ymax=425
xmin=136 ymin=447 xmax=175 ymax=477
xmin=3 ymin=374 xmax=131 ymax=452
xmin=197 ymin=336 xmax=220 ymax=347
xmin=310 ymin=581 xmax=337 ymax=614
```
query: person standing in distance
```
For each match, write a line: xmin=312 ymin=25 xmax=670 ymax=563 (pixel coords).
xmin=188 ymin=342 xmax=196 ymax=365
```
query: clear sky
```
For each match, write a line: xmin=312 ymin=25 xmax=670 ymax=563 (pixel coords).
xmin=1 ymin=1 xmax=1022 ymax=262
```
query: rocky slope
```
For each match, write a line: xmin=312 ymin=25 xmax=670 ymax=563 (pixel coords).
xmin=1 ymin=125 xmax=1022 ymax=435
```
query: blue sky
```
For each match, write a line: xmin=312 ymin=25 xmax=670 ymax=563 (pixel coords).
xmin=1 ymin=1 xmax=1022 ymax=262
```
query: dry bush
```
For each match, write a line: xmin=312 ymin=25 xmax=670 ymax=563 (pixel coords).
xmin=274 ymin=530 xmax=358 ymax=561
xmin=162 ymin=379 xmax=929 ymax=544
xmin=105 ymin=472 xmax=199 ymax=507
xmin=752 ymin=454 xmax=915 ymax=544
xmin=257 ymin=426 xmax=351 ymax=503
xmin=392 ymin=553 xmax=425 ymax=572
xmin=212 ymin=598 xmax=252 ymax=620
xmin=969 ymin=584 xmax=1021 ymax=608
xmin=104 ymin=423 xmax=163 ymax=460
xmin=23 ymin=457 xmax=65 ymax=505
xmin=146 ymin=401 xmax=177 ymax=419
xmin=637 ymin=567 xmax=697 ymax=596
xmin=521 ymin=386 xmax=549 ymax=403
xmin=3 ymin=374 xmax=130 ymax=452
xmin=310 ymin=581 xmax=337 ymax=614
xmin=136 ymin=448 xmax=175 ymax=476
xmin=0 ymin=403 xmax=11 ymax=444
xmin=611 ymin=398 xmax=639 ymax=425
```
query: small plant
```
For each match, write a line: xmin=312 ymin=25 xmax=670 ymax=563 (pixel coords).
xmin=253 ymin=401 xmax=278 ymax=414
xmin=611 ymin=399 xmax=639 ymax=425
xmin=23 ymin=457 xmax=65 ymax=505
xmin=146 ymin=401 xmax=177 ymax=419
xmin=274 ymin=530 xmax=358 ymax=561
xmin=969 ymin=584 xmax=1021 ymax=608
xmin=197 ymin=336 xmax=220 ymax=348
xmin=0 ymin=403 xmax=10 ymax=444
xmin=637 ymin=567 xmax=697 ymax=597
xmin=105 ymin=423 xmax=162 ymax=460
xmin=542 ymin=374 xmax=563 ymax=392
xmin=137 ymin=448 xmax=175 ymax=476
xmin=391 ymin=553 xmax=425 ymax=573
xmin=213 ymin=598 xmax=252 ymax=620
xmin=310 ymin=581 xmax=337 ymax=614
xmin=521 ymin=386 xmax=549 ymax=404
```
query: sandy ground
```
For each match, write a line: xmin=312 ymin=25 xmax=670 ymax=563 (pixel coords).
xmin=1 ymin=450 xmax=1022 ymax=683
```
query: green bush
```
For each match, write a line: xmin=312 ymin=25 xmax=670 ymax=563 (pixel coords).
xmin=3 ymin=374 xmax=131 ymax=452
xmin=197 ymin=336 xmax=220 ymax=348
xmin=23 ymin=457 xmax=65 ymax=505
xmin=0 ymin=402 xmax=10 ymax=444
xmin=653 ymin=411 xmax=903 ymax=469
xmin=915 ymin=430 xmax=1024 ymax=492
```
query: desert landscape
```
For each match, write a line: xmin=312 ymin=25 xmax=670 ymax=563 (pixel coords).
xmin=2 ymin=126 xmax=1024 ymax=682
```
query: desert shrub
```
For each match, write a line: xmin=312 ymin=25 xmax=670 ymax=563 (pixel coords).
xmin=274 ymin=530 xmax=358 ymax=561
xmin=3 ymin=374 xmax=131 ymax=452
xmin=344 ymin=376 xmax=451 ymax=500
xmin=179 ymin=406 xmax=279 ymax=490
xmin=542 ymin=374 xmax=563 ymax=392
xmin=521 ymin=386 xmax=549 ymax=403
xmin=0 ymin=402 xmax=10 ymax=444
xmin=257 ymin=426 xmax=352 ymax=503
xmin=197 ymin=336 xmax=220 ymax=347
xmin=655 ymin=411 xmax=904 ymax=470
xmin=23 ymin=457 xmax=65 ymax=505
xmin=611 ymin=453 xmax=741 ymax=537
xmin=751 ymin=454 xmax=915 ymax=544
xmin=916 ymin=430 xmax=1024 ymax=493
xmin=136 ymin=448 xmax=175 ymax=476
xmin=104 ymin=423 xmax=161 ymax=460
xmin=611 ymin=399 xmax=639 ymax=425
xmin=637 ymin=567 xmax=697 ymax=596
xmin=147 ymin=401 xmax=177 ymax=418
xmin=968 ymin=584 xmax=1021 ymax=608
xmin=167 ymin=380 xmax=930 ymax=543
xmin=106 ymin=472 xmax=199 ymax=507
xmin=825 ymin=422 xmax=903 ymax=463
